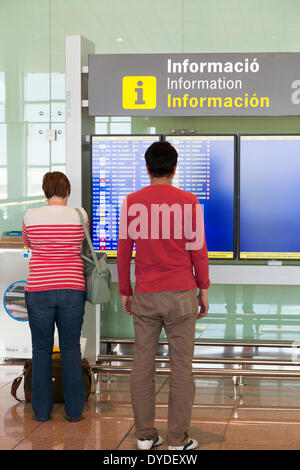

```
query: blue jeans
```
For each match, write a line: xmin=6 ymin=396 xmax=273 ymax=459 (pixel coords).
xmin=25 ymin=289 xmax=86 ymax=421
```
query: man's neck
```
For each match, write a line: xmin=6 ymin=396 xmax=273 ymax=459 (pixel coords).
xmin=150 ymin=177 xmax=172 ymax=185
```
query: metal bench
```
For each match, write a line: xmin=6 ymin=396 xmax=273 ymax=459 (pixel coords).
xmin=90 ymin=338 xmax=300 ymax=397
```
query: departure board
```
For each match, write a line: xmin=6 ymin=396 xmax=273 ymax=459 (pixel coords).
xmin=91 ymin=135 xmax=160 ymax=256
xmin=165 ymin=135 xmax=235 ymax=258
xmin=240 ymin=135 xmax=300 ymax=259
xmin=91 ymin=134 xmax=235 ymax=259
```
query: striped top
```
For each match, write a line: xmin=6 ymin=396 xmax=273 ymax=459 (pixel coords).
xmin=22 ymin=205 xmax=88 ymax=292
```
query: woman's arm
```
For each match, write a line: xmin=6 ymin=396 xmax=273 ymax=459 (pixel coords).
xmin=22 ymin=219 xmax=31 ymax=248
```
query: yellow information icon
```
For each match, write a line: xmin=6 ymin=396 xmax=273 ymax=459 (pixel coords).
xmin=122 ymin=76 xmax=157 ymax=109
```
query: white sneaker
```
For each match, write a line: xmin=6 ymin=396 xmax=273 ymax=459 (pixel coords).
xmin=137 ymin=435 xmax=163 ymax=450
xmin=168 ymin=438 xmax=198 ymax=450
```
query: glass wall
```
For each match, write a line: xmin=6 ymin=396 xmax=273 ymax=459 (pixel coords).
xmin=0 ymin=1 xmax=66 ymax=233
xmin=1 ymin=0 xmax=300 ymax=340
xmin=1 ymin=0 xmax=300 ymax=234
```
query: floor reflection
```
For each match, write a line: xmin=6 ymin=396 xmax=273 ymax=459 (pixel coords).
xmin=2 ymin=366 xmax=300 ymax=449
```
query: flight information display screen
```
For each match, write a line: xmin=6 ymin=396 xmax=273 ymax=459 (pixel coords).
xmin=240 ymin=135 xmax=300 ymax=259
xmin=91 ymin=135 xmax=160 ymax=256
xmin=165 ymin=135 xmax=235 ymax=258
xmin=91 ymin=134 xmax=235 ymax=259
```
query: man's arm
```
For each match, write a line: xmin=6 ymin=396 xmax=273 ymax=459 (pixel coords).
xmin=117 ymin=197 xmax=134 ymax=314
xmin=188 ymin=198 xmax=210 ymax=318
xmin=190 ymin=237 xmax=210 ymax=318
xmin=190 ymin=236 xmax=210 ymax=289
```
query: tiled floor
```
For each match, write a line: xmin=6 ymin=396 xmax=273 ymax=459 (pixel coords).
xmin=2 ymin=365 xmax=300 ymax=450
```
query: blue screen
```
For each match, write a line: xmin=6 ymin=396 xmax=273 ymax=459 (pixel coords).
xmin=240 ymin=135 xmax=300 ymax=259
xmin=91 ymin=134 xmax=235 ymax=258
xmin=91 ymin=135 xmax=160 ymax=255
xmin=165 ymin=135 xmax=235 ymax=258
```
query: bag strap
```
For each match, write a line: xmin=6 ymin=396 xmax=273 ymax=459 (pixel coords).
xmin=75 ymin=208 xmax=104 ymax=276
xmin=11 ymin=375 xmax=26 ymax=403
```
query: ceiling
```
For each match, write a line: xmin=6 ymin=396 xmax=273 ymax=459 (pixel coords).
xmin=0 ymin=0 xmax=300 ymax=71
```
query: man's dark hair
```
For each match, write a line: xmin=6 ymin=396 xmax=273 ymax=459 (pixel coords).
xmin=145 ymin=141 xmax=178 ymax=178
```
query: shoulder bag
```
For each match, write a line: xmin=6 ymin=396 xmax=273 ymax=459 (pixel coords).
xmin=75 ymin=208 xmax=111 ymax=305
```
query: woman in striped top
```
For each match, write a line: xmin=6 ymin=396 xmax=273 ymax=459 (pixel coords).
xmin=23 ymin=171 xmax=88 ymax=422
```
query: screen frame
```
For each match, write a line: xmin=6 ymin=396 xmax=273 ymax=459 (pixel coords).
xmin=164 ymin=133 xmax=238 ymax=260
xmin=238 ymin=133 xmax=300 ymax=261
xmin=90 ymin=134 xmax=163 ymax=259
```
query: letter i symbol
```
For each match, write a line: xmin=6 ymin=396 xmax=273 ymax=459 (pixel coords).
xmin=135 ymin=80 xmax=145 ymax=105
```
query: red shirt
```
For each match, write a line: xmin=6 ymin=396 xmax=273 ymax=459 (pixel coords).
xmin=22 ymin=206 xmax=88 ymax=292
xmin=117 ymin=184 xmax=210 ymax=295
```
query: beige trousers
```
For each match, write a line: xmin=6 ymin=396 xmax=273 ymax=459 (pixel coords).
xmin=130 ymin=289 xmax=198 ymax=446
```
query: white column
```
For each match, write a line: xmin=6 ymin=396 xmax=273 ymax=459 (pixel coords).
xmin=65 ymin=35 xmax=95 ymax=208
xmin=65 ymin=35 xmax=99 ymax=363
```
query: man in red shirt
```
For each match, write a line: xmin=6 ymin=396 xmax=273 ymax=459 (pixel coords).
xmin=117 ymin=141 xmax=210 ymax=450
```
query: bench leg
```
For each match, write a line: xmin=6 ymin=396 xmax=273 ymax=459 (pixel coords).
xmin=232 ymin=376 xmax=239 ymax=400
xmin=238 ymin=365 xmax=245 ymax=386
xmin=95 ymin=371 xmax=101 ymax=394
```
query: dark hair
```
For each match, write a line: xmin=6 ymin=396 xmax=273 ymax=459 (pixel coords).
xmin=42 ymin=171 xmax=71 ymax=199
xmin=145 ymin=141 xmax=178 ymax=178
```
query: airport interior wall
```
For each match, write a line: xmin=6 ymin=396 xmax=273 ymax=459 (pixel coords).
xmin=0 ymin=0 xmax=300 ymax=341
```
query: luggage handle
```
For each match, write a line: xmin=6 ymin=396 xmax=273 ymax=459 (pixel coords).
xmin=11 ymin=375 xmax=26 ymax=403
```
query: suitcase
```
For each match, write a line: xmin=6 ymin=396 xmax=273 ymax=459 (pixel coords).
xmin=11 ymin=356 xmax=92 ymax=403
